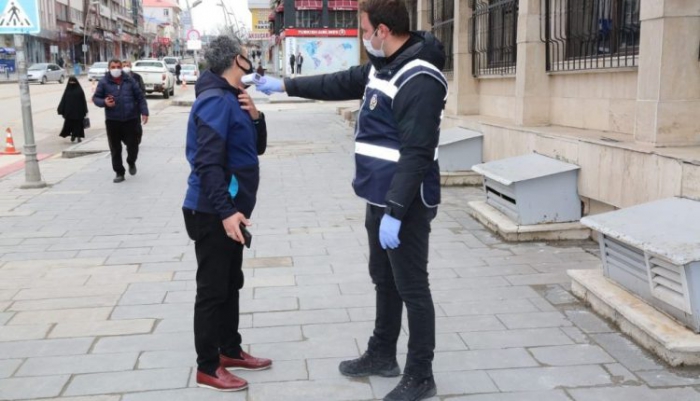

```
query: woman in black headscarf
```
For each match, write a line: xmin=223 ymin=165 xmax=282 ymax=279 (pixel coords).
xmin=57 ymin=76 xmax=88 ymax=143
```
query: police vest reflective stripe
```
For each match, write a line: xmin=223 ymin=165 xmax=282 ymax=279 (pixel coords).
xmin=352 ymin=59 xmax=448 ymax=208
xmin=355 ymin=142 xmax=439 ymax=162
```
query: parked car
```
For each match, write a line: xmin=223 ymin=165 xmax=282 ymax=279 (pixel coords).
xmin=87 ymin=62 xmax=109 ymax=81
xmin=27 ymin=63 xmax=65 ymax=84
xmin=132 ymin=60 xmax=175 ymax=99
xmin=162 ymin=56 xmax=179 ymax=73
xmin=180 ymin=64 xmax=199 ymax=83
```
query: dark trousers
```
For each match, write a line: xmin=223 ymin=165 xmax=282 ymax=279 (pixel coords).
xmin=105 ymin=118 xmax=140 ymax=176
xmin=183 ymin=209 xmax=244 ymax=375
xmin=296 ymin=64 xmax=302 ymax=74
xmin=290 ymin=64 xmax=295 ymax=74
xmin=366 ymin=199 xmax=437 ymax=379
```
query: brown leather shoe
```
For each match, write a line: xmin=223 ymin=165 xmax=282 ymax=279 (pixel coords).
xmin=196 ymin=366 xmax=248 ymax=392
xmin=220 ymin=350 xmax=272 ymax=371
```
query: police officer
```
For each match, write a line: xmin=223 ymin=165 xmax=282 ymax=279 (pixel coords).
xmin=256 ymin=1 xmax=447 ymax=400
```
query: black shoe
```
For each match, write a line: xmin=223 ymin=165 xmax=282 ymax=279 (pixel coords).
xmin=77 ymin=138 xmax=82 ymax=143
xmin=128 ymin=164 xmax=137 ymax=176
xmin=383 ymin=375 xmax=437 ymax=401
xmin=113 ymin=175 xmax=125 ymax=183
xmin=338 ymin=352 xmax=400 ymax=378
xmin=70 ymin=137 xmax=75 ymax=143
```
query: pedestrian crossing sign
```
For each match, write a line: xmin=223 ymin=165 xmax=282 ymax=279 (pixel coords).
xmin=0 ymin=0 xmax=40 ymax=34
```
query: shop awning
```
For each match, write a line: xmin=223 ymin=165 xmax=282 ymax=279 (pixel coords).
xmin=328 ymin=0 xmax=358 ymax=10
xmin=295 ymin=0 xmax=323 ymax=10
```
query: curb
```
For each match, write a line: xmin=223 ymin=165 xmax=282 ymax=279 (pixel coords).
xmin=61 ymin=133 xmax=109 ymax=158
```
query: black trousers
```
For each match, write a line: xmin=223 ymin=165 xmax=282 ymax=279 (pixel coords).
xmin=183 ymin=209 xmax=245 ymax=375
xmin=105 ymin=118 xmax=140 ymax=176
xmin=366 ymin=199 xmax=437 ymax=379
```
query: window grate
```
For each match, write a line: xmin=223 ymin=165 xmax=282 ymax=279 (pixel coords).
xmin=431 ymin=0 xmax=454 ymax=72
xmin=469 ymin=0 xmax=518 ymax=77
xmin=540 ymin=0 xmax=640 ymax=72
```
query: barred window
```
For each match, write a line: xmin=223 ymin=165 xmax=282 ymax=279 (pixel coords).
xmin=296 ymin=10 xmax=322 ymax=27
xmin=541 ymin=0 xmax=640 ymax=71
xmin=431 ymin=0 xmax=454 ymax=72
xmin=330 ymin=11 xmax=357 ymax=28
xmin=470 ymin=0 xmax=518 ymax=77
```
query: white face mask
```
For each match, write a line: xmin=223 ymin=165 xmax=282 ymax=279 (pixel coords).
xmin=363 ymin=28 xmax=385 ymax=58
xmin=109 ymin=68 xmax=122 ymax=78
xmin=122 ymin=67 xmax=131 ymax=74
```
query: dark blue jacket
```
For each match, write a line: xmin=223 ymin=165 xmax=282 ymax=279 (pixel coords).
xmin=183 ymin=71 xmax=266 ymax=219
xmin=93 ymin=73 xmax=148 ymax=121
xmin=284 ymin=32 xmax=447 ymax=220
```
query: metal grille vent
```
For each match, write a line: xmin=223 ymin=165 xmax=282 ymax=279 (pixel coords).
xmin=601 ymin=235 xmax=646 ymax=281
xmin=484 ymin=177 xmax=517 ymax=220
xmin=646 ymin=255 xmax=691 ymax=314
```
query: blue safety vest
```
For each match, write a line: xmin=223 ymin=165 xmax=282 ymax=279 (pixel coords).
xmin=352 ymin=59 xmax=448 ymax=208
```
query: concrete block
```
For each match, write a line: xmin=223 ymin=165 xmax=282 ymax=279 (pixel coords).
xmin=248 ymin=379 xmax=373 ymax=401
xmin=468 ymin=200 xmax=590 ymax=242
xmin=64 ymin=368 xmax=191 ymax=396
xmin=433 ymin=349 xmax=539 ymax=372
xmin=253 ymin=309 xmax=349 ymax=327
xmin=460 ymin=328 xmax=574 ymax=349
xmin=488 ymin=365 xmax=612 ymax=391
xmin=570 ymin=269 xmax=700 ymax=367
xmin=8 ymin=307 xmax=112 ymax=325
xmin=568 ymin=387 xmax=700 ymax=401
xmin=0 ymin=375 xmax=70 ymax=400
xmin=50 ymin=319 xmax=155 ymax=338
xmin=530 ymin=344 xmax=615 ymax=366
xmin=16 ymin=353 xmax=139 ymax=376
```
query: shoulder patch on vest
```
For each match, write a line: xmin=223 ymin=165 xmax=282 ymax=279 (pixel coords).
xmin=369 ymin=94 xmax=378 ymax=110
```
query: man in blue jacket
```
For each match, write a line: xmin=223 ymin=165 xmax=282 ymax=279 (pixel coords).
xmin=256 ymin=1 xmax=447 ymax=400
xmin=182 ymin=35 xmax=270 ymax=392
xmin=93 ymin=59 xmax=149 ymax=183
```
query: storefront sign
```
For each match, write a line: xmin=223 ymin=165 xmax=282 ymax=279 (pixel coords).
xmin=284 ymin=28 xmax=357 ymax=37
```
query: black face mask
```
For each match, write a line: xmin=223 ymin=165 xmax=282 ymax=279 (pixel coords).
xmin=236 ymin=55 xmax=254 ymax=75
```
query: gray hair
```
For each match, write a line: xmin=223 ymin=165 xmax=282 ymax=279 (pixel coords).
xmin=205 ymin=35 xmax=243 ymax=75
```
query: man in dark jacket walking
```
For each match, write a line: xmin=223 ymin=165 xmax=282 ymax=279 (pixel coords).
xmin=182 ymin=35 xmax=271 ymax=392
xmin=122 ymin=59 xmax=146 ymax=144
xmin=289 ymin=53 xmax=295 ymax=75
xmin=93 ymin=59 xmax=149 ymax=183
xmin=256 ymin=1 xmax=447 ymax=400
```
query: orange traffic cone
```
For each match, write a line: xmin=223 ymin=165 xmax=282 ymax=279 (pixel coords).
xmin=1 ymin=128 xmax=20 ymax=155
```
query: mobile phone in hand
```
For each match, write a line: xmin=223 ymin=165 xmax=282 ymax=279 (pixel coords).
xmin=239 ymin=223 xmax=252 ymax=248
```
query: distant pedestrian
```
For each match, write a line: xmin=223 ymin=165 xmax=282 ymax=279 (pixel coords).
xmin=57 ymin=56 xmax=64 ymax=68
xmin=296 ymin=52 xmax=303 ymax=75
xmin=57 ymin=76 xmax=88 ymax=143
xmin=93 ymin=59 xmax=149 ymax=183
xmin=175 ymin=61 xmax=182 ymax=84
xmin=289 ymin=53 xmax=295 ymax=75
xmin=182 ymin=35 xmax=271 ymax=392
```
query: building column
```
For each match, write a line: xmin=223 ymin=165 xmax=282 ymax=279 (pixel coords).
xmin=416 ymin=0 xmax=431 ymax=31
xmin=634 ymin=1 xmax=700 ymax=146
xmin=514 ymin=0 xmax=550 ymax=126
xmin=450 ymin=0 xmax=478 ymax=116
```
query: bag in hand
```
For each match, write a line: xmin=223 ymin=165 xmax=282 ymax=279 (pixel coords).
xmin=82 ymin=117 xmax=91 ymax=129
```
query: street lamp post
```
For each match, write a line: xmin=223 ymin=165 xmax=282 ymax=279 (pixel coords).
xmin=83 ymin=0 xmax=100 ymax=65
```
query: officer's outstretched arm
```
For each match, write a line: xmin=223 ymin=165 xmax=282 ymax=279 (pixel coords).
xmin=283 ymin=63 xmax=371 ymax=101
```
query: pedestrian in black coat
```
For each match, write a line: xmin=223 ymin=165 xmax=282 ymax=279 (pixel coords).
xmin=57 ymin=76 xmax=88 ymax=142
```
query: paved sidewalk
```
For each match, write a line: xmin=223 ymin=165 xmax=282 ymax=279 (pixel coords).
xmin=0 ymin=101 xmax=699 ymax=401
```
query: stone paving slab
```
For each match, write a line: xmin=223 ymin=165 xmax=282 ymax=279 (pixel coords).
xmin=0 ymin=101 xmax=699 ymax=400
